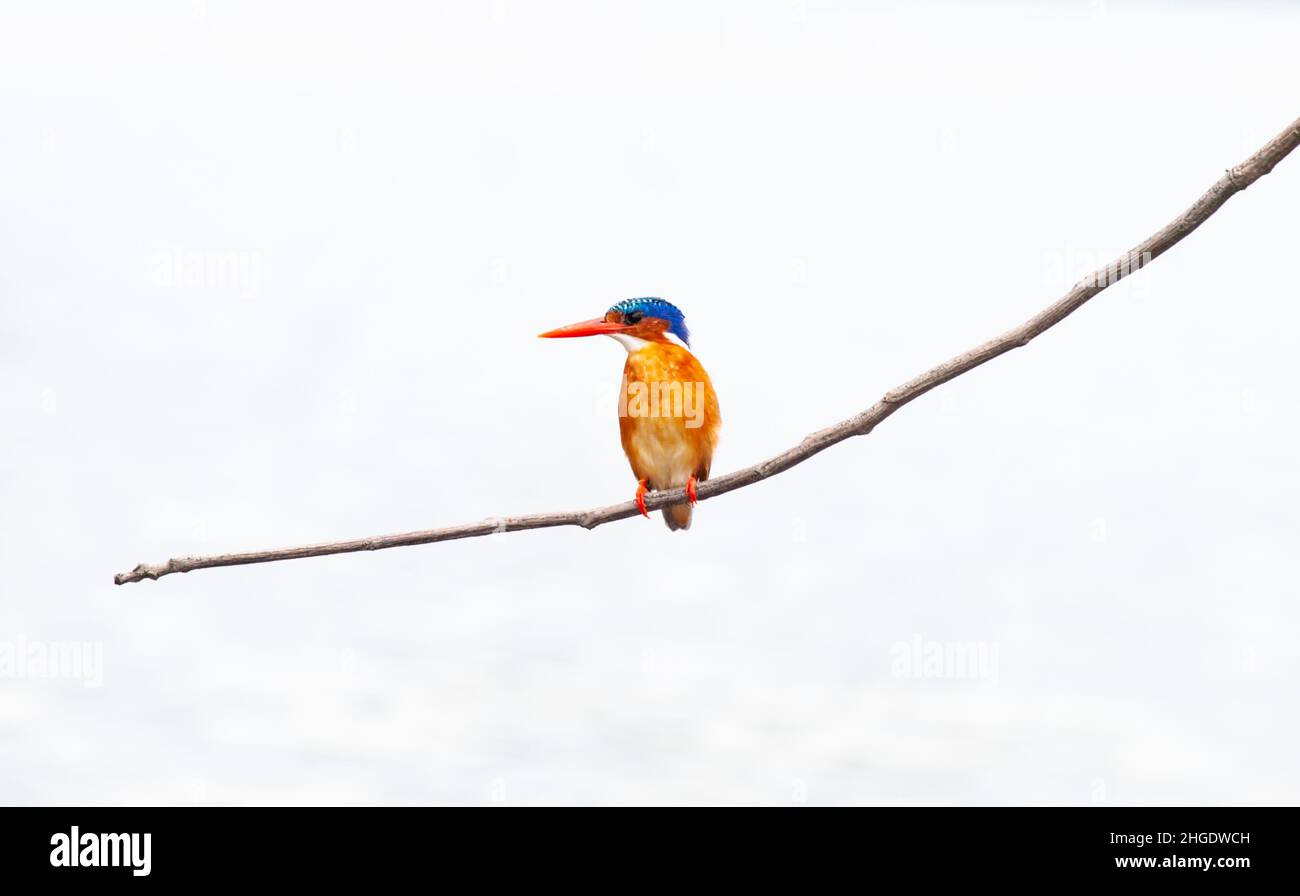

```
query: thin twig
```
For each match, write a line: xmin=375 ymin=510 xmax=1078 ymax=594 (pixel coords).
xmin=115 ymin=115 xmax=1300 ymax=585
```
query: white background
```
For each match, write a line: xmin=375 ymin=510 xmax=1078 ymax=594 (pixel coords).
xmin=2 ymin=0 xmax=1298 ymax=805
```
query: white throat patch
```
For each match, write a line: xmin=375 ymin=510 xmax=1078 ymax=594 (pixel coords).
xmin=607 ymin=332 xmax=652 ymax=352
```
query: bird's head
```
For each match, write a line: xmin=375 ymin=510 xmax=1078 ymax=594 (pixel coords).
xmin=539 ymin=297 xmax=690 ymax=350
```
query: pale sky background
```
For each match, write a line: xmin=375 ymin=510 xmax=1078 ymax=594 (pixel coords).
xmin=2 ymin=1 xmax=1298 ymax=805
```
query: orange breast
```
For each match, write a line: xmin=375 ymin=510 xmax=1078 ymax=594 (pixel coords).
xmin=618 ymin=342 xmax=721 ymax=490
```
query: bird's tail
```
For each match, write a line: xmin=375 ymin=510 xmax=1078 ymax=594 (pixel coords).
xmin=662 ymin=502 xmax=692 ymax=531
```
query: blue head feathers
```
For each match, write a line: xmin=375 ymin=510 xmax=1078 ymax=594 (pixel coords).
xmin=609 ymin=297 xmax=691 ymax=347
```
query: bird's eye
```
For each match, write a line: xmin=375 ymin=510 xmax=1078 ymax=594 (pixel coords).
xmin=624 ymin=310 xmax=644 ymax=324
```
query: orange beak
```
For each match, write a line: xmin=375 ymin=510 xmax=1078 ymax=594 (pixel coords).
xmin=538 ymin=318 xmax=630 ymax=339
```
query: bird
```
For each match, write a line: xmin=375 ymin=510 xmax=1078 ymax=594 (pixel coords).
xmin=540 ymin=298 xmax=721 ymax=530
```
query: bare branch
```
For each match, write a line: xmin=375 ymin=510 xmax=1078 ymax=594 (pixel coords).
xmin=115 ymin=115 xmax=1300 ymax=585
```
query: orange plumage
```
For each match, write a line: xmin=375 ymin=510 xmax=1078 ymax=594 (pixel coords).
xmin=540 ymin=298 xmax=721 ymax=531
xmin=619 ymin=335 xmax=721 ymax=530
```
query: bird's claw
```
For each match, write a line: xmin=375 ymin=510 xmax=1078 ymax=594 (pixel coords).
xmin=635 ymin=480 xmax=650 ymax=518
xmin=686 ymin=475 xmax=698 ymax=506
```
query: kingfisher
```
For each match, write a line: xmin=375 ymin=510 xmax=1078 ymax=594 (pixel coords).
xmin=540 ymin=298 xmax=721 ymax=530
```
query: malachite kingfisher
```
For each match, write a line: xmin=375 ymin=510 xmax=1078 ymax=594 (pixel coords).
xmin=540 ymin=298 xmax=721 ymax=531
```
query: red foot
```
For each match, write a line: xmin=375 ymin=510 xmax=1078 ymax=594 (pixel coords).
xmin=635 ymin=479 xmax=650 ymax=518
xmin=686 ymin=475 xmax=699 ymax=506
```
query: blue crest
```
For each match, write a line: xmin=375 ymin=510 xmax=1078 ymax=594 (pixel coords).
xmin=608 ymin=297 xmax=691 ymax=347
